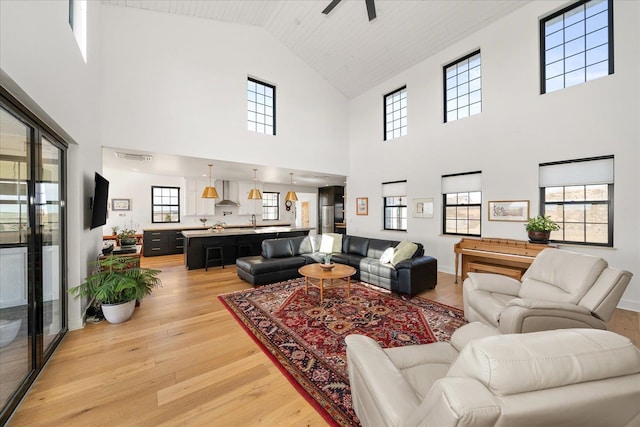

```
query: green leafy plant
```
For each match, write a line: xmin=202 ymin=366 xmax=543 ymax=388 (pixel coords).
xmin=69 ymin=256 xmax=161 ymax=305
xmin=117 ymin=227 xmax=136 ymax=240
xmin=525 ymin=215 xmax=560 ymax=232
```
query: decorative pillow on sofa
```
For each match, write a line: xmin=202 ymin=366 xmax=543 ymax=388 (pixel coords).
xmin=379 ymin=247 xmax=395 ymax=265
xmin=319 ymin=233 xmax=343 ymax=253
xmin=391 ymin=240 xmax=418 ymax=266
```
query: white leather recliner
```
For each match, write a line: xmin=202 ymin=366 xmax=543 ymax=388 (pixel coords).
xmin=346 ymin=323 xmax=640 ymax=427
xmin=463 ymin=248 xmax=633 ymax=333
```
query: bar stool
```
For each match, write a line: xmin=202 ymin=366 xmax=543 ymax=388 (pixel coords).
xmin=204 ymin=245 xmax=224 ymax=271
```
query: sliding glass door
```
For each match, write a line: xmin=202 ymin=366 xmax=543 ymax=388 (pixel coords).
xmin=0 ymin=104 xmax=32 ymax=414
xmin=0 ymin=96 xmax=67 ymax=423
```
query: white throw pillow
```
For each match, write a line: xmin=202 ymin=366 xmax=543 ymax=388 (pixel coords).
xmin=391 ymin=240 xmax=418 ymax=266
xmin=379 ymin=247 xmax=395 ymax=264
xmin=326 ymin=233 xmax=343 ymax=253
xmin=319 ymin=234 xmax=335 ymax=253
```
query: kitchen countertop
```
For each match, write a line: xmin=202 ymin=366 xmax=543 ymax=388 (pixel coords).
xmin=181 ymin=226 xmax=313 ymax=238
xmin=143 ymin=222 xmax=292 ymax=232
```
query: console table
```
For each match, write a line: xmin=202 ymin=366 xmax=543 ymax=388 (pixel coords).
xmin=454 ymin=237 xmax=553 ymax=283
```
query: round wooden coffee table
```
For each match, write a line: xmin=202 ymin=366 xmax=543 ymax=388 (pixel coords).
xmin=298 ymin=263 xmax=356 ymax=304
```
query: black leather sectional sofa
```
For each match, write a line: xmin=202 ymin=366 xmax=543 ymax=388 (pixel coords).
xmin=235 ymin=234 xmax=438 ymax=296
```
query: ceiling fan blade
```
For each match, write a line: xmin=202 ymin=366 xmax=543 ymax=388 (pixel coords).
xmin=365 ymin=0 xmax=376 ymax=21
xmin=322 ymin=0 xmax=343 ymax=15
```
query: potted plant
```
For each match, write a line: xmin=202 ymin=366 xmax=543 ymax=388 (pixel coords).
xmin=69 ymin=256 xmax=161 ymax=324
xmin=110 ymin=225 xmax=119 ymax=236
xmin=117 ymin=228 xmax=137 ymax=246
xmin=525 ymin=215 xmax=560 ymax=243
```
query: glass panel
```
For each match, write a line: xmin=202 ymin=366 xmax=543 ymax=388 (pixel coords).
xmin=586 ymin=184 xmax=608 ymax=200
xmin=545 ymin=186 xmax=564 ymax=202
xmin=586 ymin=61 xmax=609 ymax=80
xmin=468 ymin=220 xmax=481 ymax=235
xmin=0 ymin=106 xmax=32 ymax=409
xmin=564 ymin=222 xmax=585 ymax=242
xmin=564 ymin=204 xmax=585 ymax=222
xmin=40 ymin=137 xmax=63 ymax=352
xmin=586 ymin=44 xmax=608 ymax=66
xmin=586 ymin=0 xmax=607 ymax=17
xmin=469 ymin=192 xmax=481 ymax=204
xmin=586 ymin=223 xmax=608 ymax=243
xmin=565 ymin=185 xmax=585 ymax=201
xmin=586 ymin=203 xmax=608 ymax=222
xmin=565 ymin=37 xmax=585 ymax=57
xmin=565 ymin=68 xmax=586 ymax=87
xmin=586 ymin=10 xmax=608 ymax=33
xmin=586 ymin=27 xmax=607 ymax=49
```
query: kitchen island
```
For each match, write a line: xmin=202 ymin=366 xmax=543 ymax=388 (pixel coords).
xmin=181 ymin=226 xmax=312 ymax=270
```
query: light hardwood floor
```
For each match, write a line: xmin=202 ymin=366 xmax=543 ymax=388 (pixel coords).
xmin=8 ymin=255 xmax=640 ymax=426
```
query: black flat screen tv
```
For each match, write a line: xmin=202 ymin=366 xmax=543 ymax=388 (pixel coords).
xmin=90 ymin=172 xmax=109 ymax=230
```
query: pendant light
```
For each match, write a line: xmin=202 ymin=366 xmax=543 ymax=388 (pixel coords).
xmin=285 ymin=172 xmax=298 ymax=202
xmin=201 ymin=164 xmax=219 ymax=199
xmin=248 ymin=168 xmax=262 ymax=200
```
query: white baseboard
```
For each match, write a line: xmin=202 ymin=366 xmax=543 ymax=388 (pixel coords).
xmin=617 ymin=298 xmax=640 ymax=313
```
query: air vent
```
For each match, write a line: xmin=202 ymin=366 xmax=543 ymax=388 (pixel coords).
xmin=115 ymin=152 xmax=153 ymax=162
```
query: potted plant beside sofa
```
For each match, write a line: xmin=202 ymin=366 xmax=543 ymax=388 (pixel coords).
xmin=69 ymin=256 xmax=161 ymax=324
xmin=525 ymin=215 xmax=560 ymax=243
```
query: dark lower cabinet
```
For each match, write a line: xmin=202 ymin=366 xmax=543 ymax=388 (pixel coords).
xmin=143 ymin=230 xmax=186 ymax=256
xmin=183 ymin=230 xmax=307 ymax=270
xmin=143 ymin=231 xmax=168 ymax=256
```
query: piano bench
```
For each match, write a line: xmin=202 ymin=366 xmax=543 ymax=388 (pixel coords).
xmin=468 ymin=262 xmax=526 ymax=280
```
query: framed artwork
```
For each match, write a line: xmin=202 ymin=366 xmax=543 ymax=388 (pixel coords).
xmin=356 ymin=197 xmax=368 ymax=215
xmin=111 ymin=198 xmax=131 ymax=211
xmin=412 ymin=198 xmax=434 ymax=218
xmin=488 ymin=200 xmax=529 ymax=222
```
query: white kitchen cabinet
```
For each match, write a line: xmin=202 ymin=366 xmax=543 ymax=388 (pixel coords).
xmin=185 ymin=179 xmax=217 ymax=216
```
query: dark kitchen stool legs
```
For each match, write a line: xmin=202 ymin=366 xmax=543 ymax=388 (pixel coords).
xmin=204 ymin=246 xmax=224 ymax=270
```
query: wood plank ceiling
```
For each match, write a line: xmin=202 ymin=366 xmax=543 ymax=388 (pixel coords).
xmin=103 ymin=0 xmax=530 ymax=99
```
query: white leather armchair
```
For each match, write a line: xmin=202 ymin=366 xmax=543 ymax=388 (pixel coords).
xmin=463 ymin=248 xmax=633 ymax=333
xmin=346 ymin=324 xmax=640 ymax=427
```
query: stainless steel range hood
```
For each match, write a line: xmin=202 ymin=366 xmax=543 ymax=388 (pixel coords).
xmin=215 ymin=181 xmax=240 ymax=207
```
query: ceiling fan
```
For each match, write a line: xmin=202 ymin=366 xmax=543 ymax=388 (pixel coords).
xmin=322 ymin=0 xmax=377 ymax=22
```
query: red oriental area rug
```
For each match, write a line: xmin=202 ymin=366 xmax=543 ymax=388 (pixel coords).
xmin=218 ymin=279 xmax=467 ymax=426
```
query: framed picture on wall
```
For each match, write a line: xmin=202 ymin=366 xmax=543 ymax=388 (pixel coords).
xmin=356 ymin=197 xmax=368 ymax=215
xmin=488 ymin=200 xmax=529 ymax=222
xmin=111 ymin=198 xmax=131 ymax=211
xmin=412 ymin=198 xmax=434 ymax=218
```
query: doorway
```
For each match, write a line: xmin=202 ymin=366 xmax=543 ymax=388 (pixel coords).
xmin=0 ymin=93 xmax=67 ymax=423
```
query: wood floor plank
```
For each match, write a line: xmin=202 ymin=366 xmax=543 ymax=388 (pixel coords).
xmin=7 ymin=253 xmax=639 ymax=426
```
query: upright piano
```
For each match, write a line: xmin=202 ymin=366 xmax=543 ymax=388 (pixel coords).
xmin=454 ymin=237 xmax=553 ymax=283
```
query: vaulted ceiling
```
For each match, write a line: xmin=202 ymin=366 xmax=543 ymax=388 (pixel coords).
xmin=103 ymin=0 xmax=529 ymax=99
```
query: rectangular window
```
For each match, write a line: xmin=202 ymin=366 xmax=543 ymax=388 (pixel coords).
xmin=262 ymin=191 xmax=279 ymax=220
xmin=442 ymin=172 xmax=482 ymax=236
xmin=383 ymin=86 xmax=407 ymax=141
xmin=540 ymin=0 xmax=613 ymax=93
xmin=247 ymin=77 xmax=276 ymax=135
xmin=151 ymin=186 xmax=180 ymax=223
xmin=539 ymin=156 xmax=613 ymax=246
xmin=382 ymin=180 xmax=407 ymax=231
xmin=69 ymin=0 xmax=87 ymax=62
xmin=444 ymin=51 xmax=481 ymax=122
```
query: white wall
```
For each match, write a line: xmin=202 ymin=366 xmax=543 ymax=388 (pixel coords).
xmin=348 ymin=1 xmax=640 ymax=310
xmin=100 ymin=5 xmax=349 ymax=178
xmin=1 ymin=0 xmax=104 ymax=329
xmin=102 ymin=168 xmax=319 ymax=232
